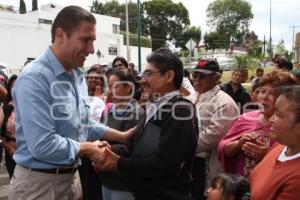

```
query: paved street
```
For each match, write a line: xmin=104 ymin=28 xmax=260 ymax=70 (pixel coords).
xmin=0 ymin=157 xmax=9 ymax=200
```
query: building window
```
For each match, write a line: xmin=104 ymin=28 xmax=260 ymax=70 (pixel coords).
xmin=108 ymin=47 xmax=118 ymax=55
xmin=38 ymin=18 xmax=52 ymax=25
xmin=112 ymin=24 xmax=120 ymax=34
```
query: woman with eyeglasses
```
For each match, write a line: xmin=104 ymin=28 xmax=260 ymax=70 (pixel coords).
xmin=99 ymin=68 xmax=144 ymax=200
xmin=218 ymin=71 xmax=298 ymax=178
xmin=250 ymin=86 xmax=300 ymax=200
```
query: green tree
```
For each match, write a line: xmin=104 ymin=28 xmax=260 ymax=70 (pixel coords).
xmin=207 ymin=0 xmax=253 ymax=48
xmin=90 ymin=0 xmax=105 ymax=14
xmin=91 ymin=0 xmax=137 ymax=33
xmin=276 ymin=39 xmax=287 ymax=56
xmin=234 ymin=55 xmax=260 ymax=70
xmin=32 ymin=0 xmax=38 ymax=11
xmin=180 ymin=26 xmax=201 ymax=50
xmin=119 ymin=2 xmax=138 ymax=33
xmin=244 ymin=31 xmax=263 ymax=58
xmin=142 ymin=0 xmax=190 ymax=50
xmin=274 ymin=40 xmax=292 ymax=60
xmin=90 ymin=0 xmax=190 ymax=50
xmin=204 ymin=31 xmax=229 ymax=50
xmin=19 ymin=0 xmax=27 ymax=14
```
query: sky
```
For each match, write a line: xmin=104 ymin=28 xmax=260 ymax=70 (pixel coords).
xmin=2 ymin=0 xmax=300 ymax=50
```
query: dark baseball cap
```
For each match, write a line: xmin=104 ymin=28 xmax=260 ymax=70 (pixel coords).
xmin=192 ymin=59 xmax=222 ymax=74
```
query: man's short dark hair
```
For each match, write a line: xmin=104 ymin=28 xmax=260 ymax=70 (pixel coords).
xmin=147 ymin=48 xmax=183 ymax=89
xmin=256 ymin=67 xmax=264 ymax=74
xmin=112 ymin=56 xmax=128 ymax=68
xmin=51 ymin=6 xmax=96 ymax=43
xmin=275 ymin=57 xmax=293 ymax=71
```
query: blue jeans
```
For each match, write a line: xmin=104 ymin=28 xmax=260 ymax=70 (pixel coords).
xmin=102 ymin=185 xmax=135 ymax=200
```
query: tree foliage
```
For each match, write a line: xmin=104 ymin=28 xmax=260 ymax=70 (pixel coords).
xmin=32 ymin=0 xmax=38 ymax=11
xmin=206 ymin=0 xmax=253 ymax=49
xmin=121 ymin=32 xmax=152 ymax=48
xmin=19 ymin=0 xmax=27 ymax=14
xmin=142 ymin=0 xmax=190 ymax=50
xmin=234 ymin=55 xmax=260 ymax=70
xmin=276 ymin=39 xmax=287 ymax=56
xmin=91 ymin=0 xmax=138 ymax=33
xmin=91 ymin=0 xmax=191 ymax=50
xmin=244 ymin=31 xmax=263 ymax=58
xmin=204 ymin=31 xmax=229 ymax=50
xmin=180 ymin=26 xmax=201 ymax=50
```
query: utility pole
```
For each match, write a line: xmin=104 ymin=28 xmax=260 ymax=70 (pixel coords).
xmin=125 ymin=0 xmax=130 ymax=62
xmin=137 ymin=0 xmax=141 ymax=72
xmin=269 ymin=0 xmax=273 ymax=59
xmin=289 ymin=25 xmax=299 ymax=59
xmin=263 ymin=35 xmax=266 ymax=56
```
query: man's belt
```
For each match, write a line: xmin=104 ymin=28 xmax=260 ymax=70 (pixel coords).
xmin=22 ymin=165 xmax=78 ymax=174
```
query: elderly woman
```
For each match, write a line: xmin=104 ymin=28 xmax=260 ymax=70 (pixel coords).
xmin=250 ymin=86 xmax=300 ymax=200
xmin=218 ymin=71 xmax=298 ymax=178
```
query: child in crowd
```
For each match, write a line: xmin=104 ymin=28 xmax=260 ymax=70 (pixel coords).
xmin=207 ymin=173 xmax=250 ymax=200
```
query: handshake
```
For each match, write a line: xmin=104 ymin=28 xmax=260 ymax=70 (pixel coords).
xmin=79 ymin=126 xmax=136 ymax=171
xmin=85 ymin=140 xmax=120 ymax=172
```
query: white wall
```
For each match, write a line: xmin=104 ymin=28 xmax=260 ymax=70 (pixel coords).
xmin=120 ymin=46 xmax=152 ymax=72
xmin=0 ymin=5 xmax=151 ymax=75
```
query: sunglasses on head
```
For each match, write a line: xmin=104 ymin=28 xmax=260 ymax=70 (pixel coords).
xmin=192 ymin=72 xmax=207 ymax=79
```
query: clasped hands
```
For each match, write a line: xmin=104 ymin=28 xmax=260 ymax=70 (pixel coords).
xmin=239 ymin=132 xmax=269 ymax=161
xmin=89 ymin=140 xmax=120 ymax=172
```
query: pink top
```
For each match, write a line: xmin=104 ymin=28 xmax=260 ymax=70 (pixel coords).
xmin=218 ymin=111 xmax=275 ymax=177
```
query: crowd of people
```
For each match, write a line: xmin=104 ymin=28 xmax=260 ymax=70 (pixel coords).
xmin=1 ymin=5 xmax=300 ymax=200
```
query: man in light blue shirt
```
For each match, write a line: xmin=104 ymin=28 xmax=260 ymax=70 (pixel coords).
xmin=9 ymin=6 xmax=132 ymax=200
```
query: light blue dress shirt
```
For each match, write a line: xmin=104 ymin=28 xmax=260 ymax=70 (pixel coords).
xmin=13 ymin=47 xmax=108 ymax=169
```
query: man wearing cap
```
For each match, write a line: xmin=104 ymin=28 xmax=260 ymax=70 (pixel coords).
xmin=191 ymin=59 xmax=239 ymax=200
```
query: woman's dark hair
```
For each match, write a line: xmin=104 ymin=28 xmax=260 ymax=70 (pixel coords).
xmin=112 ymin=56 xmax=128 ymax=68
xmin=277 ymin=86 xmax=300 ymax=123
xmin=1 ymin=75 xmax=17 ymax=140
xmin=256 ymin=67 xmax=264 ymax=74
xmin=211 ymin=173 xmax=250 ymax=200
xmin=86 ymin=65 xmax=103 ymax=75
xmin=146 ymin=47 xmax=183 ymax=89
xmin=6 ymin=74 xmax=17 ymax=104
xmin=109 ymin=68 xmax=140 ymax=100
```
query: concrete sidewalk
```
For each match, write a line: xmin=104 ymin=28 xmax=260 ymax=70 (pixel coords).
xmin=0 ymin=161 xmax=10 ymax=200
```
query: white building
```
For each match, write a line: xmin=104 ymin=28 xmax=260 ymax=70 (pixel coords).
xmin=0 ymin=4 xmax=151 ymax=75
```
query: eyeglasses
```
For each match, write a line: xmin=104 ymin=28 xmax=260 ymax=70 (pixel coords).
xmin=192 ymin=72 xmax=207 ymax=79
xmin=142 ymin=70 xmax=161 ymax=78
